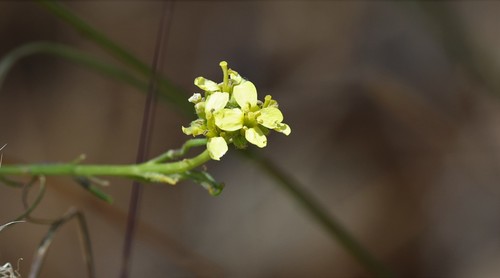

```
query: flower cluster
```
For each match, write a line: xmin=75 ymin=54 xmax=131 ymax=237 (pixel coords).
xmin=182 ymin=61 xmax=291 ymax=160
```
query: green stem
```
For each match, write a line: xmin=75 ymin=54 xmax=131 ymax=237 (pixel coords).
xmin=37 ymin=0 xmax=149 ymax=74
xmin=147 ymin=138 xmax=207 ymax=164
xmin=0 ymin=150 xmax=210 ymax=180
xmin=0 ymin=41 xmax=147 ymax=93
xmin=36 ymin=0 xmax=193 ymax=115
xmin=0 ymin=40 xmax=193 ymax=116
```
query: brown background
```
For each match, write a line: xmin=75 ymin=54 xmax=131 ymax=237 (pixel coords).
xmin=1 ymin=1 xmax=500 ymax=277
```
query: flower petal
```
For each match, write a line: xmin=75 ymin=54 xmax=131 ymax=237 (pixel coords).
xmin=245 ymin=126 xmax=267 ymax=148
xmin=194 ymin=101 xmax=206 ymax=118
xmin=194 ymin=77 xmax=220 ymax=91
xmin=275 ymin=123 xmax=291 ymax=135
xmin=205 ymin=92 xmax=229 ymax=117
xmin=207 ymin=137 xmax=228 ymax=161
xmin=263 ymin=95 xmax=279 ymax=108
xmin=181 ymin=119 xmax=206 ymax=136
xmin=188 ymin=93 xmax=202 ymax=103
xmin=233 ymin=81 xmax=257 ymax=110
xmin=229 ymin=69 xmax=242 ymax=85
xmin=214 ymin=108 xmax=244 ymax=131
xmin=257 ymin=107 xmax=283 ymax=129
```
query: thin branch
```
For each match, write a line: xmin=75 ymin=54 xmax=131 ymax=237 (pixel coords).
xmin=29 ymin=208 xmax=95 ymax=278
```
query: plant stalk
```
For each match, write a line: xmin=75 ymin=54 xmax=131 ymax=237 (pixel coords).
xmin=0 ymin=150 xmax=210 ymax=179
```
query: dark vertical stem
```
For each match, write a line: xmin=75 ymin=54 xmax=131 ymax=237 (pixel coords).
xmin=120 ymin=2 xmax=174 ymax=277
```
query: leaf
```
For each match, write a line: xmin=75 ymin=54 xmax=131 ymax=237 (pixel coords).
xmin=183 ymin=171 xmax=224 ymax=196
xmin=74 ymin=177 xmax=113 ymax=204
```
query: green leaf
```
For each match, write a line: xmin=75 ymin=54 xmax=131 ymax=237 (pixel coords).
xmin=74 ymin=177 xmax=113 ymax=204
xmin=183 ymin=171 xmax=224 ymax=196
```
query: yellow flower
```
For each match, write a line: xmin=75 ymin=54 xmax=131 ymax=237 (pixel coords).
xmin=182 ymin=61 xmax=291 ymax=160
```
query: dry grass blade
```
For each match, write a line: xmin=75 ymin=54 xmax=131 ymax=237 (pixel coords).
xmin=29 ymin=208 xmax=94 ymax=278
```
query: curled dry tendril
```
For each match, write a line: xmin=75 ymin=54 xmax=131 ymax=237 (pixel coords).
xmin=0 ymin=176 xmax=95 ymax=278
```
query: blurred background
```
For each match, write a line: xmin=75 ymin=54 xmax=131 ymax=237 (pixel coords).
xmin=1 ymin=1 xmax=500 ymax=277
